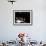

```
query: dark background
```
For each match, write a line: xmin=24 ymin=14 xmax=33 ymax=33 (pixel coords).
xmin=15 ymin=12 xmax=30 ymax=23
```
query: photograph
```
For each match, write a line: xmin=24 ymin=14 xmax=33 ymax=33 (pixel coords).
xmin=13 ymin=10 xmax=32 ymax=25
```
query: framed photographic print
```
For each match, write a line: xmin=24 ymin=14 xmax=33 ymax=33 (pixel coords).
xmin=13 ymin=10 xmax=33 ymax=26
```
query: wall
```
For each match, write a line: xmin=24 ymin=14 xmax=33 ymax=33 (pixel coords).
xmin=0 ymin=0 xmax=46 ymax=42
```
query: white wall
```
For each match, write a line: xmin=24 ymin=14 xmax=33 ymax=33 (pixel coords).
xmin=0 ymin=0 xmax=46 ymax=42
